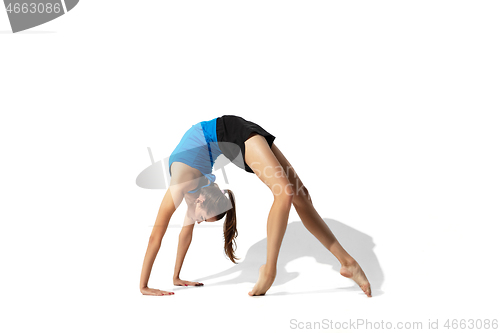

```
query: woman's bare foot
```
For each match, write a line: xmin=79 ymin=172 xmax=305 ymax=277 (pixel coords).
xmin=340 ymin=261 xmax=372 ymax=297
xmin=248 ymin=264 xmax=276 ymax=296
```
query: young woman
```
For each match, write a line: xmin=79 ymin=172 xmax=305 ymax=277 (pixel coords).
xmin=139 ymin=115 xmax=371 ymax=297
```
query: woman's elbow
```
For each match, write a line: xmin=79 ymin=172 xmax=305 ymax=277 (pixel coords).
xmin=148 ymin=235 xmax=163 ymax=245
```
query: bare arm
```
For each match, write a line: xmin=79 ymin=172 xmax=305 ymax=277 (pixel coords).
xmin=139 ymin=187 xmax=178 ymax=294
xmin=172 ymin=213 xmax=204 ymax=286
xmin=139 ymin=169 xmax=200 ymax=295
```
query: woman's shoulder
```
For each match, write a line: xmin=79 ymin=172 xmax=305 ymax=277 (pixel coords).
xmin=170 ymin=162 xmax=204 ymax=188
xmin=170 ymin=161 xmax=203 ymax=175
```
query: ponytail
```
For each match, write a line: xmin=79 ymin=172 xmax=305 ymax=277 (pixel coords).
xmin=199 ymin=184 xmax=239 ymax=264
xmin=223 ymin=189 xmax=239 ymax=264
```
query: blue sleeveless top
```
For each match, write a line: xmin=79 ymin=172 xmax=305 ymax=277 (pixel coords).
xmin=168 ymin=117 xmax=223 ymax=193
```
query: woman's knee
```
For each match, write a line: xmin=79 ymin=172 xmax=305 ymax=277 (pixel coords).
xmin=292 ymin=185 xmax=312 ymax=207
xmin=270 ymin=181 xmax=295 ymax=205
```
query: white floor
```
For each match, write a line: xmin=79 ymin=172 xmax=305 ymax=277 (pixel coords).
xmin=1 ymin=2 xmax=499 ymax=332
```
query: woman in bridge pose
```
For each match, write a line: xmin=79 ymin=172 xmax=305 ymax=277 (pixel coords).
xmin=139 ymin=115 xmax=371 ymax=297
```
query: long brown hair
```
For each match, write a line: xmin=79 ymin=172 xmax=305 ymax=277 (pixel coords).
xmin=199 ymin=184 xmax=239 ymax=264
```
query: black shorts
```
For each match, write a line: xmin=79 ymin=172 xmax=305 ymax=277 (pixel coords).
xmin=216 ymin=115 xmax=276 ymax=173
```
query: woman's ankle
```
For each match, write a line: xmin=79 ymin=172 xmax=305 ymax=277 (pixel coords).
xmin=340 ymin=257 xmax=357 ymax=267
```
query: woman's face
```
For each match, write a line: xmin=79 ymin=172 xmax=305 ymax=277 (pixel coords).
xmin=189 ymin=195 xmax=218 ymax=224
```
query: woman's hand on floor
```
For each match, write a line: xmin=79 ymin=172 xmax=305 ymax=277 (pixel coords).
xmin=140 ymin=287 xmax=174 ymax=296
xmin=173 ymin=278 xmax=204 ymax=287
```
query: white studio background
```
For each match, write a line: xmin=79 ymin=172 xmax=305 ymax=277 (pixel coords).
xmin=1 ymin=1 xmax=499 ymax=332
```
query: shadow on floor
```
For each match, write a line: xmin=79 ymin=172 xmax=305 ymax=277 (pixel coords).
xmin=192 ymin=218 xmax=384 ymax=296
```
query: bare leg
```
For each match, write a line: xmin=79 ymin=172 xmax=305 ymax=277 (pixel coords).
xmin=271 ymin=143 xmax=372 ymax=297
xmin=244 ymin=134 xmax=294 ymax=296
